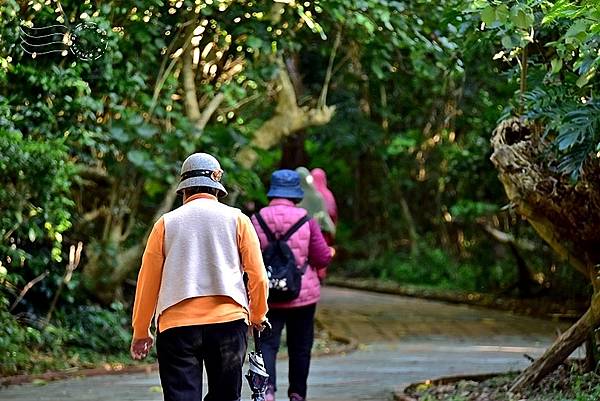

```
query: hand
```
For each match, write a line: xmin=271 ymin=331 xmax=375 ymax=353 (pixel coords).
xmin=329 ymin=247 xmax=336 ymax=257
xmin=250 ymin=319 xmax=271 ymax=334
xmin=130 ymin=336 xmax=154 ymax=360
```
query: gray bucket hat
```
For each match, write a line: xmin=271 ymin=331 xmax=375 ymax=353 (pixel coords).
xmin=176 ymin=153 xmax=228 ymax=197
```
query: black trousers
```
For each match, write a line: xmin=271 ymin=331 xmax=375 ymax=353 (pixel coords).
xmin=156 ymin=319 xmax=248 ymax=401
xmin=261 ymin=304 xmax=316 ymax=398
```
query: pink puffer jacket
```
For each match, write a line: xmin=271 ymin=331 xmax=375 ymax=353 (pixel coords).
xmin=251 ymin=199 xmax=332 ymax=308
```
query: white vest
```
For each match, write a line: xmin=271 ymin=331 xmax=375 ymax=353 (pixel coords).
xmin=155 ymin=198 xmax=249 ymax=326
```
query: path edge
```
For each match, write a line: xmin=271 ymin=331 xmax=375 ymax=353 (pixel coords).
xmin=1 ymin=325 xmax=358 ymax=387
xmin=392 ymin=371 xmax=508 ymax=401
xmin=325 ymin=278 xmax=583 ymax=321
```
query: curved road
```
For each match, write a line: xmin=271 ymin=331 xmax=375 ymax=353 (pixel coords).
xmin=0 ymin=287 xmax=569 ymax=401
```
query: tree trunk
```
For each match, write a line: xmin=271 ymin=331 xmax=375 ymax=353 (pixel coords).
xmin=399 ymin=194 xmax=419 ymax=256
xmin=490 ymin=117 xmax=600 ymax=391
xmin=280 ymin=132 xmax=309 ymax=169
xmin=279 ymin=55 xmax=309 ymax=169
xmin=510 ymin=291 xmax=600 ymax=392
xmin=508 ymin=242 xmax=533 ymax=297
xmin=584 ymin=334 xmax=596 ymax=372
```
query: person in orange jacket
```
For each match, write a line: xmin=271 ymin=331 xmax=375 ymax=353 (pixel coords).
xmin=130 ymin=152 xmax=269 ymax=401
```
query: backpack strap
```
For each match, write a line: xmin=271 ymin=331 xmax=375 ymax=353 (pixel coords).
xmin=281 ymin=215 xmax=310 ymax=242
xmin=254 ymin=212 xmax=276 ymax=242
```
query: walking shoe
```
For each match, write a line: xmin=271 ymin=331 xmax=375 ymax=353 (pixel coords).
xmin=265 ymin=385 xmax=275 ymax=401
xmin=289 ymin=393 xmax=305 ymax=401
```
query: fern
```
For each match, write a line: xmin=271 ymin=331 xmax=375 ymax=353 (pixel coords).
xmin=522 ymin=88 xmax=600 ymax=179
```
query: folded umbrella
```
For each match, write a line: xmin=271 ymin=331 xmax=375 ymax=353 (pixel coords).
xmin=246 ymin=328 xmax=269 ymax=401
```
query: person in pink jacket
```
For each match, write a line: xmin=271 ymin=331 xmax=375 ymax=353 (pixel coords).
xmin=311 ymin=168 xmax=338 ymax=245
xmin=252 ymin=169 xmax=333 ymax=401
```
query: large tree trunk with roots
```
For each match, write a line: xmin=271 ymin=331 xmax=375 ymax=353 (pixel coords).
xmin=490 ymin=118 xmax=600 ymax=392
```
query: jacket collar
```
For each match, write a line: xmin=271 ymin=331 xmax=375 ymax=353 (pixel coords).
xmin=184 ymin=193 xmax=218 ymax=204
xmin=269 ymin=198 xmax=296 ymax=207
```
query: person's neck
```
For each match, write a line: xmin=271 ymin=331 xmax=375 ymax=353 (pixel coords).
xmin=184 ymin=193 xmax=218 ymax=204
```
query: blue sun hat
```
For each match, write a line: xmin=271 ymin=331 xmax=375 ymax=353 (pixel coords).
xmin=176 ymin=153 xmax=228 ymax=197
xmin=267 ymin=169 xmax=304 ymax=200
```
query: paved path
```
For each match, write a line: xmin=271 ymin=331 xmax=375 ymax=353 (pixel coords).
xmin=0 ymin=287 xmax=570 ymax=401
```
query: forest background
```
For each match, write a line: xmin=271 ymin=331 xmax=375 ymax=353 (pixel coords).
xmin=0 ymin=0 xmax=598 ymax=380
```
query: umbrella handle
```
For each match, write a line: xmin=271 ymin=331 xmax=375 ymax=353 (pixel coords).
xmin=253 ymin=328 xmax=262 ymax=354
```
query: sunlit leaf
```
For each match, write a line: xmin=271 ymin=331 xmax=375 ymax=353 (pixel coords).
xmin=495 ymin=4 xmax=509 ymax=24
xmin=576 ymin=68 xmax=596 ymax=88
xmin=481 ymin=5 xmax=496 ymax=26
xmin=550 ymin=58 xmax=563 ymax=74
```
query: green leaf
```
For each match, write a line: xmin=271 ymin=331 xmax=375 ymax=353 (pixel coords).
xmin=136 ymin=124 xmax=157 ymax=138
xmin=576 ymin=68 xmax=596 ymax=88
xmin=481 ymin=5 xmax=496 ymax=26
xmin=127 ymin=150 xmax=147 ymax=166
xmin=144 ymin=179 xmax=164 ymax=197
xmin=551 ymin=58 xmax=563 ymax=74
xmin=557 ymin=132 xmax=578 ymax=150
xmin=510 ymin=6 xmax=533 ymax=29
xmin=565 ymin=20 xmax=588 ymax=38
xmin=542 ymin=0 xmax=577 ymax=25
xmin=110 ymin=126 xmax=128 ymax=142
xmin=371 ymin=63 xmax=384 ymax=80
xmin=245 ymin=36 xmax=263 ymax=49
xmin=501 ymin=35 xmax=513 ymax=49
xmin=495 ymin=4 xmax=509 ymax=24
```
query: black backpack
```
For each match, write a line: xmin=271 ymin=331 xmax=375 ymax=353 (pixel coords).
xmin=254 ymin=213 xmax=310 ymax=302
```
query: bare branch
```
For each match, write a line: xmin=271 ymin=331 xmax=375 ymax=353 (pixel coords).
xmin=80 ymin=207 xmax=109 ymax=222
xmin=10 ymin=271 xmax=49 ymax=312
xmin=481 ymin=223 xmax=536 ymax=251
xmin=197 ymin=93 xmax=225 ymax=131
xmin=318 ymin=30 xmax=342 ymax=108
xmin=46 ymin=242 xmax=83 ymax=322
xmin=221 ymin=93 xmax=261 ymax=114
xmin=148 ymin=20 xmax=195 ymax=118
xmin=182 ymin=48 xmax=202 ymax=122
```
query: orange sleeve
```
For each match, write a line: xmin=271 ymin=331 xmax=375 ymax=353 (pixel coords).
xmin=131 ymin=217 xmax=165 ymax=340
xmin=237 ymin=213 xmax=269 ymax=325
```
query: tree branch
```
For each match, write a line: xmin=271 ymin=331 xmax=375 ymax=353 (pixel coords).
xmin=197 ymin=92 xmax=225 ymax=131
xmin=236 ymin=62 xmax=336 ymax=168
xmin=182 ymin=48 xmax=202 ymax=122
xmin=10 ymin=271 xmax=49 ymax=312
xmin=46 ymin=242 xmax=83 ymax=323
xmin=318 ymin=30 xmax=341 ymax=108
xmin=481 ymin=223 xmax=536 ymax=251
xmin=148 ymin=20 xmax=195 ymax=118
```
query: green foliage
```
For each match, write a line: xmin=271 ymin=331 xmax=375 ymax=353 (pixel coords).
xmin=333 ymin=242 xmax=514 ymax=293
xmin=1 ymin=0 xmax=595 ymax=378
xmin=0 ymin=131 xmax=74 ymax=298
xmin=0 ymin=297 xmax=132 ymax=376
xmin=55 ymin=302 xmax=131 ymax=353
xmin=473 ymin=0 xmax=600 ymax=178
